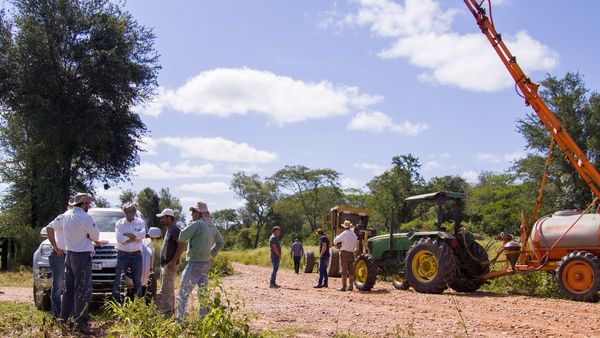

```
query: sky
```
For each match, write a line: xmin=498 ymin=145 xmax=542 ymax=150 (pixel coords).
xmin=88 ymin=0 xmax=600 ymax=212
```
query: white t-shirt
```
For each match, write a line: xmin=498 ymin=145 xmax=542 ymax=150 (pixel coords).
xmin=63 ymin=207 xmax=99 ymax=252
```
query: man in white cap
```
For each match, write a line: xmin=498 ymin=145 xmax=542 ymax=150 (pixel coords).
xmin=334 ymin=220 xmax=358 ymax=292
xmin=45 ymin=197 xmax=74 ymax=319
xmin=176 ymin=201 xmax=224 ymax=323
xmin=60 ymin=192 xmax=98 ymax=335
xmin=111 ymin=202 xmax=146 ymax=303
xmin=156 ymin=208 xmax=184 ymax=316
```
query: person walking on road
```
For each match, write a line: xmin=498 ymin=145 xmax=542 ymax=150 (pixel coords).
xmin=334 ymin=220 xmax=358 ymax=292
xmin=269 ymin=226 xmax=282 ymax=288
xmin=290 ymin=238 xmax=304 ymax=274
xmin=176 ymin=202 xmax=224 ymax=323
xmin=111 ymin=202 xmax=146 ymax=303
xmin=60 ymin=193 xmax=99 ymax=335
xmin=45 ymin=198 xmax=74 ymax=319
xmin=157 ymin=208 xmax=185 ymax=316
xmin=314 ymin=228 xmax=330 ymax=288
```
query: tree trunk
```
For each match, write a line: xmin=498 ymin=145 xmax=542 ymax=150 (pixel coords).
xmin=253 ymin=220 xmax=262 ymax=249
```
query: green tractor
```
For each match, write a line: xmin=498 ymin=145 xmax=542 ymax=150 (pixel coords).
xmin=354 ymin=191 xmax=490 ymax=293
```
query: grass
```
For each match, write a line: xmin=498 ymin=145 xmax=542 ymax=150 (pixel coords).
xmin=221 ymin=245 xmax=320 ymax=270
xmin=0 ymin=266 xmax=33 ymax=287
xmin=0 ymin=301 xmax=80 ymax=337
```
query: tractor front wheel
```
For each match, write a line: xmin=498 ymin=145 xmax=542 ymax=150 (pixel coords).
xmin=556 ymin=251 xmax=600 ymax=302
xmin=354 ymin=254 xmax=377 ymax=291
xmin=405 ymin=238 xmax=456 ymax=294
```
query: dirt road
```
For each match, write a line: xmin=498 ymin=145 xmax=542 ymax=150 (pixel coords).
xmin=2 ymin=264 xmax=600 ymax=337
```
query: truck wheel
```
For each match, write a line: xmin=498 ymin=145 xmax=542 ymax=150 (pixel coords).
xmin=303 ymin=250 xmax=315 ymax=273
xmin=449 ymin=241 xmax=490 ymax=292
xmin=144 ymin=270 xmax=157 ymax=305
xmin=556 ymin=251 xmax=600 ymax=302
xmin=406 ymin=238 xmax=456 ymax=294
xmin=328 ymin=248 xmax=341 ymax=277
xmin=33 ymin=284 xmax=51 ymax=311
xmin=354 ymin=254 xmax=377 ymax=291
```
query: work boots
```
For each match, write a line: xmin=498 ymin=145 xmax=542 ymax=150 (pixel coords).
xmin=338 ymin=275 xmax=347 ymax=291
xmin=348 ymin=276 xmax=354 ymax=291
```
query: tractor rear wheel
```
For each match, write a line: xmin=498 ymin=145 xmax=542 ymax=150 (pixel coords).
xmin=328 ymin=248 xmax=341 ymax=277
xmin=303 ymin=250 xmax=315 ymax=273
xmin=556 ymin=251 xmax=600 ymax=302
xmin=449 ymin=241 xmax=490 ymax=292
xmin=354 ymin=254 xmax=377 ymax=291
xmin=406 ymin=238 xmax=456 ymax=294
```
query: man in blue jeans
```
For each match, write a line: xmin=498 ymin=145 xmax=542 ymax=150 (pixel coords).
xmin=269 ymin=226 xmax=282 ymax=288
xmin=112 ymin=202 xmax=146 ymax=302
xmin=176 ymin=201 xmax=224 ymax=323
xmin=314 ymin=228 xmax=330 ymax=288
xmin=46 ymin=198 xmax=73 ymax=319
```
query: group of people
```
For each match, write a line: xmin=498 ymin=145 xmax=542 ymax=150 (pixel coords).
xmin=45 ymin=192 xmax=224 ymax=335
xmin=269 ymin=220 xmax=358 ymax=291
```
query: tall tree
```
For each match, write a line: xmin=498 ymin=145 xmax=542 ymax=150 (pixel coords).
xmin=119 ymin=189 xmax=137 ymax=205
xmin=270 ymin=165 xmax=341 ymax=231
xmin=231 ymin=172 xmax=277 ymax=248
xmin=516 ymin=72 xmax=600 ymax=210
xmin=0 ymin=0 xmax=160 ymax=228
xmin=158 ymin=188 xmax=184 ymax=223
xmin=137 ymin=187 xmax=160 ymax=228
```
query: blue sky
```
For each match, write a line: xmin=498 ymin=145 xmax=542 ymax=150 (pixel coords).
xmin=92 ymin=0 xmax=600 ymax=212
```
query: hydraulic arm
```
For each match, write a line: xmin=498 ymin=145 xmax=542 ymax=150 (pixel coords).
xmin=464 ymin=0 xmax=600 ymax=201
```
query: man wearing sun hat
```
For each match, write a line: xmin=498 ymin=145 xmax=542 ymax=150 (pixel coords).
xmin=60 ymin=192 xmax=98 ymax=335
xmin=333 ymin=220 xmax=358 ymax=292
xmin=111 ymin=202 xmax=146 ymax=303
xmin=176 ymin=201 xmax=225 ymax=323
xmin=156 ymin=208 xmax=184 ymax=316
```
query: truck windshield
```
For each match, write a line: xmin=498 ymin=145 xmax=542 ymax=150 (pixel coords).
xmin=88 ymin=210 xmax=125 ymax=232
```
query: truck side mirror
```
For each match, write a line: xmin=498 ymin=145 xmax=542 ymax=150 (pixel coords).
xmin=40 ymin=226 xmax=48 ymax=238
xmin=147 ymin=227 xmax=162 ymax=239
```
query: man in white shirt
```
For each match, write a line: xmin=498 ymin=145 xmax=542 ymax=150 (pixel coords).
xmin=111 ymin=202 xmax=146 ymax=302
xmin=46 ymin=198 xmax=74 ymax=319
xmin=60 ymin=192 xmax=98 ymax=335
xmin=334 ymin=220 xmax=358 ymax=292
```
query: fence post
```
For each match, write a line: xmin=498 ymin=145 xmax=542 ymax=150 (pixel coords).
xmin=0 ymin=237 xmax=7 ymax=271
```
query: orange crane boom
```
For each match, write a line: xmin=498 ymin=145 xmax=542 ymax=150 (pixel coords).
xmin=464 ymin=0 xmax=600 ymax=201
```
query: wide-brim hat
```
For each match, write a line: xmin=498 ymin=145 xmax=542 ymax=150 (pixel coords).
xmin=156 ymin=208 xmax=175 ymax=218
xmin=69 ymin=193 xmax=94 ymax=206
xmin=189 ymin=201 xmax=209 ymax=213
xmin=341 ymin=220 xmax=353 ymax=229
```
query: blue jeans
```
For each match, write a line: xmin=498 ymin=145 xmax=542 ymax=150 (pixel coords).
xmin=318 ymin=256 xmax=329 ymax=286
xmin=61 ymin=251 xmax=92 ymax=326
xmin=270 ymin=254 xmax=280 ymax=285
xmin=176 ymin=261 xmax=211 ymax=321
xmin=49 ymin=251 xmax=65 ymax=318
xmin=112 ymin=251 xmax=142 ymax=301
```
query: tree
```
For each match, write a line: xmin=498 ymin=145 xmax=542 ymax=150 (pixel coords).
xmin=94 ymin=196 xmax=111 ymax=208
xmin=230 ymin=172 xmax=277 ymax=248
xmin=516 ymin=72 xmax=600 ymax=210
xmin=158 ymin=188 xmax=184 ymax=223
xmin=119 ymin=189 xmax=137 ymax=205
xmin=137 ymin=187 xmax=160 ymax=229
xmin=0 ymin=0 xmax=160 ymax=228
xmin=270 ymin=165 xmax=341 ymax=231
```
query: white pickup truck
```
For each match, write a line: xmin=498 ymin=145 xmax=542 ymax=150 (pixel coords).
xmin=32 ymin=208 xmax=162 ymax=310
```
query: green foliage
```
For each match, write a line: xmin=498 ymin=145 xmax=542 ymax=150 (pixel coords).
xmin=0 ymin=302 xmax=59 ymax=337
xmin=484 ymin=271 xmax=562 ymax=299
xmin=137 ymin=187 xmax=161 ymax=229
xmin=158 ymin=188 xmax=184 ymax=224
xmin=210 ymin=254 xmax=235 ymax=277
xmin=105 ymin=298 xmax=179 ymax=337
xmin=94 ymin=196 xmax=111 ymax=208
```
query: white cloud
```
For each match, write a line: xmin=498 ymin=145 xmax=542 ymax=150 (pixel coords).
xmin=137 ymin=67 xmax=383 ymax=124
xmin=177 ymin=182 xmax=231 ymax=194
xmin=423 ymin=160 xmax=442 ymax=171
xmin=476 ymin=150 xmax=525 ymax=164
xmin=161 ymin=137 xmax=277 ymax=163
xmin=338 ymin=0 xmax=558 ymax=92
xmin=180 ymin=197 xmax=244 ymax=211
xmin=461 ymin=170 xmax=480 ymax=183
xmin=134 ymin=161 xmax=215 ymax=180
xmin=347 ymin=111 xmax=429 ymax=136
xmin=226 ymin=164 xmax=265 ymax=174
xmin=354 ymin=162 xmax=386 ymax=175
xmin=139 ymin=136 xmax=158 ymax=155
xmin=341 ymin=177 xmax=364 ymax=189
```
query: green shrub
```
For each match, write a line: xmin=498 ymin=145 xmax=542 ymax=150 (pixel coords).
xmin=484 ymin=271 xmax=562 ymax=298
xmin=211 ymin=254 xmax=234 ymax=277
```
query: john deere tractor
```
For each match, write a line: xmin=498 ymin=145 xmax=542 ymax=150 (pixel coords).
xmin=354 ymin=191 xmax=490 ymax=293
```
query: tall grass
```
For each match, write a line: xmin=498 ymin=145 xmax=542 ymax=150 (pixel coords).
xmin=221 ymin=245 xmax=319 ymax=270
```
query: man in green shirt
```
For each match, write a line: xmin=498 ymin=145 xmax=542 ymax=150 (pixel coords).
xmin=175 ymin=201 xmax=224 ymax=323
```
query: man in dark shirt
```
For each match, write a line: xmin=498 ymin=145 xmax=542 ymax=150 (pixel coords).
xmin=314 ymin=228 xmax=330 ymax=288
xmin=157 ymin=208 xmax=185 ymax=315
xmin=269 ymin=226 xmax=282 ymax=288
xmin=290 ymin=238 xmax=304 ymax=274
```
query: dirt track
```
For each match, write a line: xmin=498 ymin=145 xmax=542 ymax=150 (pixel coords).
xmin=2 ymin=264 xmax=600 ymax=337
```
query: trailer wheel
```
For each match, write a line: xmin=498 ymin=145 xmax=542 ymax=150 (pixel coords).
xmin=328 ymin=248 xmax=341 ymax=277
xmin=449 ymin=241 xmax=490 ymax=292
xmin=303 ymin=250 xmax=315 ymax=273
xmin=354 ymin=254 xmax=377 ymax=291
xmin=556 ymin=251 xmax=600 ymax=302
xmin=406 ymin=238 xmax=456 ymax=294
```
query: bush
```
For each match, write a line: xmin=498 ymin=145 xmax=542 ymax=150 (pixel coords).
xmin=211 ymin=254 xmax=234 ymax=277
